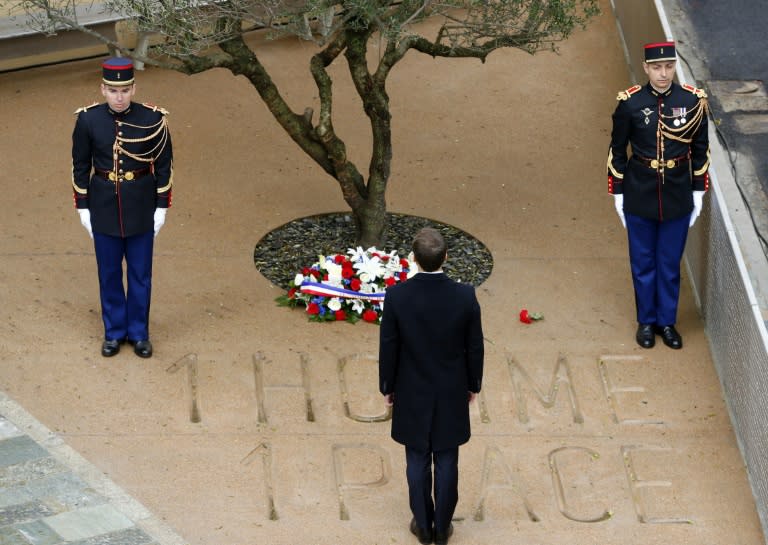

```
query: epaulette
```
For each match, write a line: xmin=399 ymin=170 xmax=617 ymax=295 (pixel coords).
xmin=617 ymin=84 xmax=642 ymax=101
xmin=682 ymin=83 xmax=707 ymax=99
xmin=142 ymin=102 xmax=169 ymax=115
xmin=73 ymin=102 xmax=99 ymax=115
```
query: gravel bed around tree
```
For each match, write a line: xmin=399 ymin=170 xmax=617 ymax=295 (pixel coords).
xmin=254 ymin=212 xmax=494 ymax=290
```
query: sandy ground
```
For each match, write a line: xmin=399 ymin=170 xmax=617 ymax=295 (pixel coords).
xmin=0 ymin=2 xmax=764 ymax=544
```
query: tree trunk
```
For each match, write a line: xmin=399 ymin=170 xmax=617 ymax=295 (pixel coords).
xmin=351 ymin=195 xmax=388 ymax=249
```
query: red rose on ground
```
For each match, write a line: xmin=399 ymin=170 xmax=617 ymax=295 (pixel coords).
xmin=287 ymin=287 xmax=297 ymax=299
xmin=399 ymin=258 xmax=409 ymax=267
xmin=363 ymin=309 xmax=378 ymax=322
xmin=519 ymin=308 xmax=543 ymax=324
xmin=350 ymin=278 xmax=361 ymax=291
xmin=342 ymin=267 xmax=354 ymax=279
xmin=399 ymin=272 xmax=408 ymax=282
xmin=334 ymin=310 xmax=347 ymax=321
xmin=334 ymin=254 xmax=346 ymax=264
xmin=307 ymin=303 xmax=320 ymax=315
xmin=302 ymin=267 xmax=311 ymax=275
xmin=384 ymin=277 xmax=396 ymax=287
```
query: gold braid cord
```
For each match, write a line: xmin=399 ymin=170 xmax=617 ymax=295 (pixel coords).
xmin=658 ymin=98 xmax=708 ymax=143
xmin=113 ymin=117 xmax=170 ymax=164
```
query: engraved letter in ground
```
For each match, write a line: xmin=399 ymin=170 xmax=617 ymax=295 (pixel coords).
xmin=166 ymin=353 xmax=202 ymax=423
xmin=506 ymin=353 xmax=584 ymax=425
xmin=332 ymin=443 xmax=391 ymax=520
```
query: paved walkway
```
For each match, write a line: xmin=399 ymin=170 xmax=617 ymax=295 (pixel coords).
xmin=0 ymin=392 xmax=184 ymax=545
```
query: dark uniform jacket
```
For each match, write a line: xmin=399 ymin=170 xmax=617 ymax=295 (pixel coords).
xmin=607 ymin=81 xmax=709 ymax=221
xmin=379 ymin=272 xmax=484 ymax=452
xmin=72 ymin=102 xmax=173 ymax=237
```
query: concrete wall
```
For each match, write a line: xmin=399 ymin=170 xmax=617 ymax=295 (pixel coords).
xmin=0 ymin=24 xmax=116 ymax=72
xmin=609 ymin=0 xmax=768 ymax=542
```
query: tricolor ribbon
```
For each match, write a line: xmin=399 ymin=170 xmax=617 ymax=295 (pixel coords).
xmin=299 ymin=281 xmax=385 ymax=302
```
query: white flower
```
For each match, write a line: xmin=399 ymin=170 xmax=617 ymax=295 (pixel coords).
xmin=327 ymin=298 xmax=342 ymax=311
xmin=353 ymin=254 xmax=385 ymax=282
xmin=350 ymin=299 xmax=366 ymax=314
xmin=294 ymin=273 xmax=305 ymax=286
xmin=346 ymin=246 xmax=367 ymax=262
xmin=323 ymin=261 xmax=343 ymax=285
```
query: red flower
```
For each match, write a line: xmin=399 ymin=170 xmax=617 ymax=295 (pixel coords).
xmin=342 ymin=260 xmax=354 ymax=269
xmin=519 ymin=309 xmax=543 ymax=324
xmin=381 ymin=255 xmax=390 ymax=261
xmin=322 ymin=273 xmax=329 ymax=281
xmin=363 ymin=309 xmax=378 ymax=322
xmin=350 ymin=278 xmax=362 ymax=291
xmin=384 ymin=277 xmax=396 ymax=287
xmin=334 ymin=254 xmax=346 ymax=264
xmin=308 ymin=269 xmax=320 ymax=279
xmin=399 ymin=258 xmax=409 ymax=268
xmin=342 ymin=267 xmax=354 ymax=279
xmin=399 ymin=272 xmax=408 ymax=282
xmin=287 ymin=287 xmax=297 ymax=299
xmin=334 ymin=310 xmax=347 ymax=321
xmin=302 ymin=267 xmax=311 ymax=275
xmin=307 ymin=303 xmax=320 ymax=315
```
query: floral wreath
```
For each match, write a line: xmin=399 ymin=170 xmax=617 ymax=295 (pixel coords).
xmin=275 ymin=246 xmax=418 ymax=323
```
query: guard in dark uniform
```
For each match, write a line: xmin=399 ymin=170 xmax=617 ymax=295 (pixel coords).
xmin=72 ymin=57 xmax=173 ymax=358
xmin=607 ymin=42 xmax=709 ymax=349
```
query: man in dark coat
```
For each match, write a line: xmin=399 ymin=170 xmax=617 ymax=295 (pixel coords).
xmin=72 ymin=57 xmax=173 ymax=358
xmin=607 ymin=41 xmax=709 ymax=350
xmin=379 ymin=227 xmax=484 ymax=545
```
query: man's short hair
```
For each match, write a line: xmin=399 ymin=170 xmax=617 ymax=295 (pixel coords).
xmin=412 ymin=227 xmax=447 ymax=272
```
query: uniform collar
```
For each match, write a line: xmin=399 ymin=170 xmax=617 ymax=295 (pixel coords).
xmin=108 ymin=103 xmax=132 ymax=116
xmin=647 ymin=82 xmax=674 ymax=97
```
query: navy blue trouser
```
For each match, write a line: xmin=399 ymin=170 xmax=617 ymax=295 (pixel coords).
xmin=93 ymin=231 xmax=154 ymax=342
xmin=625 ymin=212 xmax=691 ymax=326
xmin=405 ymin=445 xmax=459 ymax=533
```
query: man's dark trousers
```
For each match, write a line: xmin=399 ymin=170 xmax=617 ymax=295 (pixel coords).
xmin=406 ymin=445 xmax=459 ymax=533
xmin=626 ymin=212 xmax=690 ymax=326
xmin=93 ymin=231 xmax=153 ymax=342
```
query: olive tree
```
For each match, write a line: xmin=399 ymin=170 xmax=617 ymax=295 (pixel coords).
xmin=14 ymin=0 xmax=599 ymax=247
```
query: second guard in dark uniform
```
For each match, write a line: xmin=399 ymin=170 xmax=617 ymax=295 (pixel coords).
xmin=607 ymin=42 xmax=709 ymax=350
xmin=72 ymin=57 xmax=173 ymax=358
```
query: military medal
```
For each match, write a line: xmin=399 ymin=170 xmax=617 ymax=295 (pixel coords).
xmin=672 ymin=107 xmax=687 ymax=126
xmin=641 ymin=107 xmax=654 ymax=125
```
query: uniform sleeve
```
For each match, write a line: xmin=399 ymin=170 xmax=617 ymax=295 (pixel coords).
xmin=378 ymin=292 xmax=399 ymax=396
xmin=690 ymin=99 xmax=710 ymax=192
xmin=71 ymin=113 xmax=92 ymax=209
xmin=607 ymin=100 xmax=631 ymax=195
xmin=465 ymin=288 xmax=484 ymax=393
xmin=153 ymin=113 xmax=173 ymax=208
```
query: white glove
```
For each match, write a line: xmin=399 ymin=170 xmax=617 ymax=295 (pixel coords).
xmin=689 ymin=190 xmax=705 ymax=227
xmin=153 ymin=208 xmax=167 ymax=237
xmin=77 ymin=209 xmax=93 ymax=238
xmin=613 ymin=194 xmax=626 ymax=228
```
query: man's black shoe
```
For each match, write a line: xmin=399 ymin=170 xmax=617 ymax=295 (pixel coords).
xmin=101 ymin=339 xmax=122 ymax=357
xmin=409 ymin=518 xmax=432 ymax=545
xmin=133 ymin=340 xmax=153 ymax=358
xmin=635 ymin=324 xmax=655 ymax=349
xmin=655 ymin=325 xmax=683 ymax=349
xmin=434 ymin=523 xmax=453 ymax=545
